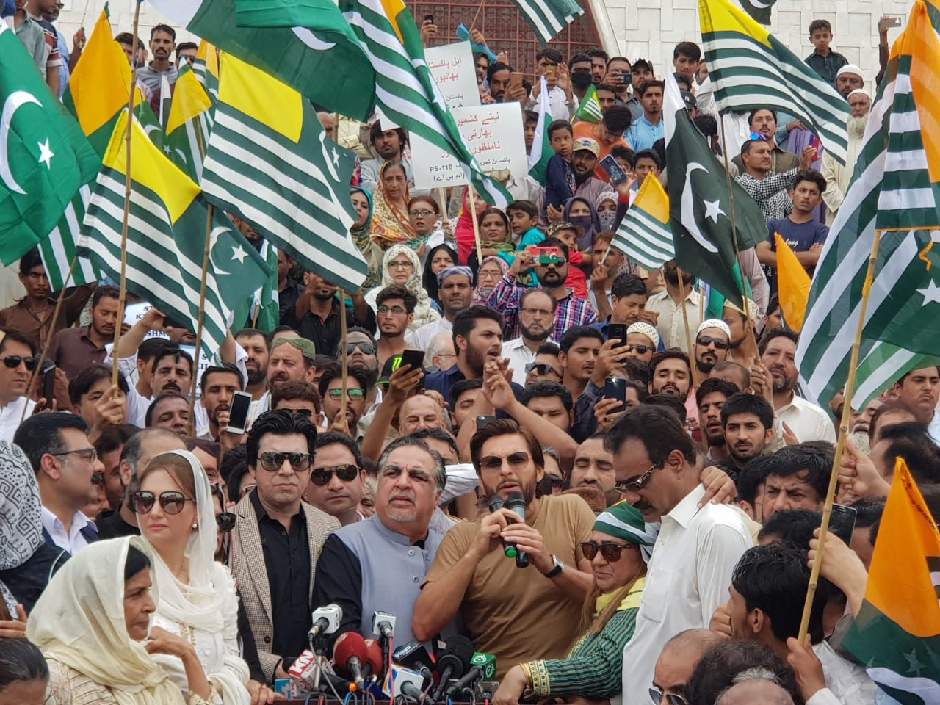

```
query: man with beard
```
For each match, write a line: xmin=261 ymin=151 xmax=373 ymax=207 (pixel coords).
xmin=360 ymin=124 xmax=414 ymax=193
xmin=374 ymin=286 xmax=415 ymax=366
xmin=199 ymin=364 xmax=245 ymax=442
xmin=136 ymin=24 xmax=177 ymax=95
xmin=758 ymin=170 xmax=829 ymax=290
xmin=720 ymin=392 xmax=774 ymax=481
xmin=645 ymin=261 xmax=704 ymax=353
xmin=570 ymin=138 xmax=611 ymax=205
xmin=730 ymin=110 xmax=799 ymax=176
xmin=722 ymin=299 xmax=761 ymax=367
xmin=693 ymin=320 xmax=732 ymax=378
xmin=760 ymin=329 xmax=835 ymax=443
xmin=413 ymin=419 xmax=596 ymax=674
xmin=834 ymin=64 xmax=864 ymax=98
xmin=47 ymin=286 xmax=120 ymax=380
xmin=337 ymin=327 xmax=381 ymax=411
xmin=569 ymin=433 xmax=618 ymax=496
xmin=503 ymin=289 xmax=557 ymax=386
xmin=696 ymin=378 xmax=740 ymax=464
xmin=409 ymin=267 xmax=473 ymax=351
xmin=296 ymin=273 xmax=376 ymax=359
xmin=492 ymin=238 xmax=597 ymax=343
xmin=235 ymin=327 xmax=270 ymax=401
xmin=649 ymin=351 xmax=693 ymax=399
xmin=821 ymin=90 xmax=871 ymax=225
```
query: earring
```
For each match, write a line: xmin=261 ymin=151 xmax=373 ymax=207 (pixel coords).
xmin=192 ymin=523 xmax=198 ymax=529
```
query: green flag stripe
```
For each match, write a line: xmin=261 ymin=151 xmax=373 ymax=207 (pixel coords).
xmin=39 ymin=186 xmax=100 ymax=290
xmin=513 ymin=0 xmax=583 ymax=43
xmin=614 ymin=207 xmax=675 ymax=270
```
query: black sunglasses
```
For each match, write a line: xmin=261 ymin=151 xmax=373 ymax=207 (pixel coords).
xmin=625 ymin=344 xmax=650 ymax=354
xmin=281 ymin=407 xmax=313 ymax=418
xmin=132 ymin=490 xmax=191 ymax=515
xmin=311 ymin=464 xmax=361 ymax=486
xmin=649 ymin=687 xmax=687 ymax=705
xmin=525 ymin=362 xmax=560 ymax=376
xmin=581 ymin=540 xmax=638 ymax=562
xmin=2 ymin=355 xmax=36 ymax=370
xmin=216 ymin=512 xmax=236 ymax=532
xmin=259 ymin=451 xmax=312 ymax=472
xmin=346 ymin=342 xmax=376 ymax=355
xmin=479 ymin=451 xmax=530 ymax=471
xmin=696 ymin=336 xmax=730 ymax=350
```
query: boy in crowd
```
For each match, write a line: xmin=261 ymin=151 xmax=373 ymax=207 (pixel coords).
xmin=804 ymin=19 xmax=848 ymax=85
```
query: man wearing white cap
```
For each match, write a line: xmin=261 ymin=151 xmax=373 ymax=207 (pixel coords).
xmin=821 ymin=88 xmax=871 ymax=224
xmin=835 ymin=64 xmax=864 ymax=98
xmin=693 ymin=320 xmax=731 ymax=376
xmin=625 ymin=322 xmax=659 ymax=364
xmin=571 ymin=137 xmax=611 ymax=206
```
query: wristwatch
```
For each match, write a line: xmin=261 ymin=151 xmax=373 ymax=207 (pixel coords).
xmin=543 ymin=554 xmax=564 ymax=578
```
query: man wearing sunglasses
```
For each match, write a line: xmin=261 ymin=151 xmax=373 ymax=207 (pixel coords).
xmin=15 ymin=412 xmax=106 ymax=555
xmin=305 ymin=432 xmax=366 ymax=527
xmin=608 ymin=406 xmax=752 ymax=705
xmin=271 ymin=381 xmax=322 ymax=426
xmin=650 ymin=629 xmax=724 ymax=705
xmin=335 ymin=327 xmax=381 ymax=411
xmin=231 ymin=410 xmax=341 ymax=684
xmin=693 ymin=320 xmax=732 ymax=377
xmin=318 ymin=362 xmax=371 ymax=439
xmin=0 ymin=329 xmax=38 ymax=442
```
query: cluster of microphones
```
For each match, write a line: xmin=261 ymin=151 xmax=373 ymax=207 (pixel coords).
xmin=281 ymin=604 xmax=496 ymax=701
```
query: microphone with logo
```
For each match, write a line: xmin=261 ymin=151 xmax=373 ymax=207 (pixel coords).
xmin=488 ymin=496 xmax=522 ymax=567
xmin=446 ymin=652 xmax=497 ymax=699
xmin=333 ymin=632 xmax=384 ymax=692
xmin=430 ymin=635 xmax=474 ymax=702
xmin=393 ymin=642 xmax=435 ymax=687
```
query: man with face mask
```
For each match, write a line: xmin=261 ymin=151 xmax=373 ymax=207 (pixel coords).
xmin=568 ymin=53 xmax=594 ymax=105
xmin=821 ymin=89 xmax=871 ymax=225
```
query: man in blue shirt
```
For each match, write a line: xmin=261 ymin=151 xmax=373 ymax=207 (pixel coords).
xmin=624 ymin=80 xmax=664 ymax=152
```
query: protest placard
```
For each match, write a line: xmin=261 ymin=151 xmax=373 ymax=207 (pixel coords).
xmin=426 ymin=41 xmax=480 ymax=109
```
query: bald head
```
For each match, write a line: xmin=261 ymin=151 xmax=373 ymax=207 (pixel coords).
xmin=653 ymin=630 xmax=724 ymax=698
xmin=717 ymin=680 xmax=795 ymax=705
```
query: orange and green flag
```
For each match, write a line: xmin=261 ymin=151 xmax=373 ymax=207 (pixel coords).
xmin=843 ymin=458 xmax=940 ymax=704
xmin=774 ymin=233 xmax=810 ymax=332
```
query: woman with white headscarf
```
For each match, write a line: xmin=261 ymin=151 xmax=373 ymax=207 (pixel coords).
xmin=27 ymin=536 xmax=204 ymax=704
xmin=364 ymin=244 xmax=440 ymax=331
xmin=134 ymin=450 xmax=251 ymax=704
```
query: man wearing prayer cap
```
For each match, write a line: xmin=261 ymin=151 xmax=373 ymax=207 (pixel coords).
xmin=835 ymin=64 xmax=864 ymax=98
xmin=693 ymin=320 xmax=731 ymax=375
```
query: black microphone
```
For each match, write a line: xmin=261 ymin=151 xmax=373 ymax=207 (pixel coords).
xmin=489 ymin=495 xmax=521 ymax=561
xmin=506 ymin=491 xmax=529 ymax=568
xmin=393 ymin=642 xmax=434 ymax=687
xmin=430 ymin=635 xmax=473 ymax=702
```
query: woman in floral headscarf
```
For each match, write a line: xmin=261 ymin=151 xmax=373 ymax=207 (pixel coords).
xmin=365 ymin=245 xmax=440 ymax=331
xmin=371 ymin=162 xmax=430 ymax=253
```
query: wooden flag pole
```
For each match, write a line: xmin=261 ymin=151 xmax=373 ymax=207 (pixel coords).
xmin=797 ymin=230 xmax=883 ymax=642
xmin=21 ymin=256 xmax=80 ymax=422
xmin=339 ymin=289 xmax=349 ymax=432
xmin=469 ymin=0 xmax=486 ymax=31
xmin=677 ymin=269 xmax=701 ymax=389
xmin=112 ymin=1 xmax=142 ymax=389
xmin=466 ymin=187 xmax=484 ymax=267
xmin=437 ymin=188 xmax=451 ymax=237
xmin=188 ymin=204 xmax=215 ymax=438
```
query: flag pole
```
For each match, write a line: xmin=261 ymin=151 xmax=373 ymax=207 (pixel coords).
xmin=677 ymin=269 xmax=701 ymax=388
xmin=437 ymin=188 xmax=451 ymax=238
xmin=466 ymin=186 xmax=484 ymax=267
xmin=469 ymin=0 xmax=486 ymax=30
xmin=188 ymin=204 xmax=215 ymax=438
xmin=339 ymin=289 xmax=349 ymax=431
xmin=112 ymin=1 xmax=142 ymax=389
xmin=21 ymin=256 xmax=80 ymax=421
xmin=797 ymin=230 xmax=883 ymax=642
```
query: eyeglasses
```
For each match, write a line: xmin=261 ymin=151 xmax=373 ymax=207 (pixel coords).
xmin=346 ymin=341 xmax=376 ymax=355
xmin=524 ymin=363 xmax=560 ymax=376
xmin=625 ymin=344 xmax=650 ymax=355
xmin=215 ymin=512 xmax=236 ymax=532
xmin=649 ymin=687 xmax=688 ymax=705
xmin=327 ymin=388 xmax=366 ymax=400
xmin=521 ymin=307 xmax=554 ymax=317
xmin=409 ymin=209 xmax=434 ymax=217
xmin=132 ymin=490 xmax=192 ymax=515
xmin=615 ymin=464 xmax=660 ymax=492
xmin=539 ymin=258 xmax=566 ymax=268
xmin=52 ymin=448 xmax=98 ymax=463
xmin=479 ymin=451 xmax=531 ymax=471
xmin=696 ymin=336 xmax=730 ymax=350
xmin=580 ymin=540 xmax=638 ymax=562
xmin=388 ymin=261 xmax=414 ymax=270
xmin=378 ymin=305 xmax=407 ymax=315
xmin=2 ymin=355 xmax=36 ymax=370
xmin=748 ymin=132 xmax=769 ymax=142
xmin=259 ymin=451 xmax=312 ymax=472
xmin=311 ymin=463 xmax=361 ymax=486
xmin=280 ymin=407 xmax=314 ymax=418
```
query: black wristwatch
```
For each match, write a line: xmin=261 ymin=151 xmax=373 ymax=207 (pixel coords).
xmin=543 ymin=555 xmax=564 ymax=578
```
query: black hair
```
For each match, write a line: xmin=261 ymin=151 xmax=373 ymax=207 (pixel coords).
xmin=559 ymin=326 xmax=605 ymax=355
xmin=695 ymin=377 xmax=740 ymax=408
xmin=124 ymin=544 xmax=152 ymax=581
xmin=315 ymin=430 xmax=364 ymax=468
xmin=221 ymin=445 xmax=250 ymax=503
xmin=268 ymin=325 xmax=297 ymax=343
xmin=740 ymin=138 xmax=766 ymax=157
xmin=852 ymin=496 xmax=886 ymax=528
xmin=881 ymin=427 xmax=940 ymax=484
xmin=93 ymin=423 xmax=137 ymax=459
xmin=606 ymin=405 xmax=696 ymax=465
xmin=247 ymin=409 xmax=319 ymax=468
xmin=631 ymin=148 xmax=663 ymax=170
xmin=478 ymin=208 xmax=510 ymax=238
xmin=808 ymin=19 xmax=832 ymax=34
xmin=91 ymin=285 xmax=120 ymax=308
xmin=720 ymin=392 xmax=774 ymax=431
xmin=586 ymin=48 xmax=609 ymax=62
xmin=764 ymin=443 xmax=834 ymax=501
xmin=547 ymin=119 xmax=574 ymax=140
xmin=486 ymin=61 xmax=512 ymax=84
xmin=758 ymin=509 xmax=823 ymax=550
xmin=114 ymin=32 xmax=143 ymax=48
xmin=14 ymin=412 xmax=90 ymax=474
xmin=693 ymin=114 xmax=718 ymax=138
xmin=737 ymin=454 xmax=774 ymax=506
xmin=610 ymin=145 xmax=634 ymax=161
xmin=758 ymin=327 xmax=800 ymax=356
xmin=673 ymin=73 xmax=693 ymax=91
xmin=235 ymin=328 xmax=271 ymax=351
xmin=536 ymin=341 xmax=561 ymax=356
xmin=68 ymin=364 xmax=129 ymax=406
xmin=145 ymin=393 xmax=188 ymax=428
xmin=451 ymin=305 xmax=503 ymax=353
xmin=522 ymin=381 xmax=573 ymax=412
xmin=611 ymin=273 xmax=647 ymax=300
xmin=687 ymin=640 xmax=804 ymax=705
xmin=506 ymin=200 xmax=539 ymax=219
xmin=199 ymin=363 xmax=244 ymax=396
xmin=636 ymin=80 xmax=665 ymax=98
xmin=791 ymin=169 xmax=827 ymax=194
xmin=369 ymin=122 xmax=408 ymax=149
xmin=601 ymin=105 xmax=633 ymax=133
xmin=376 ymin=284 xmax=418 ymax=314
xmin=138 ymin=337 xmax=166 ymax=362
xmin=450 ymin=378 xmax=483 ymax=408
xmin=673 ymin=41 xmax=702 ymax=62
xmin=18 ymin=248 xmax=43 ymax=276
xmin=607 ymin=55 xmax=631 ymax=68
xmin=0 ymin=328 xmax=36 ymax=356
xmin=631 ymin=58 xmax=654 ymax=73
xmin=151 ymin=23 xmax=176 ymax=40
xmin=422 ymin=244 xmax=458 ymax=304
xmin=151 ymin=345 xmax=194 ymax=376
xmin=624 ymin=359 xmax=650 ymax=386
xmin=747 ymin=108 xmax=778 ymax=127
xmin=568 ymin=52 xmax=592 ymax=69
xmin=473 ymin=51 xmax=490 ymax=66
xmin=539 ymin=236 xmax=570 ymax=260
xmin=176 ymin=41 xmax=198 ymax=56
xmin=536 ymin=47 xmax=564 ymax=64
xmin=650 ymin=350 xmax=692 ymax=381
xmin=410 ymin=427 xmax=459 ymax=463
xmin=316 ymin=362 xmax=371 ymax=399
xmin=644 ymin=393 xmax=687 ymax=425
xmin=0 ymin=638 xmax=48 ymax=691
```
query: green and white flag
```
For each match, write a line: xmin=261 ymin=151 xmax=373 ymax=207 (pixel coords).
xmin=147 ymin=0 xmax=377 ymax=121
xmin=165 ymin=66 xmax=213 ymax=182
xmin=80 ymin=111 xmax=271 ymax=358
xmin=797 ymin=3 xmax=940 ymax=412
xmin=232 ymin=240 xmax=280 ymax=333
xmin=737 ymin=0 xmax=776 ymax=24
xmin=201 ymin=55 xmax=369 ymax=292
xmin=342 ymin=0 xmax=510 ymax=207
xmin=509 ymin=0 xmax=584 ymax=44
xmin=612 ymin=175 xmax=675 ymax=270
xmin=700 ymin=0 xmax=851 ymax=164
xmin=572 ymin=84 xmax=602 ymax=124
xmin=38 ymin=186 xmax=100 ymax=291
xmin=528 ymin=76 xmax=553 ymax=182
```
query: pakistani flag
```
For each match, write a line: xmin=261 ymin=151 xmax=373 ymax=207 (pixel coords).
xmin=612 ymin=175 xmax=675 ymax=269
xmin=0 ymin=23 xmax=99 ymax=265
xmin=528 ymin=76 xmax=553 ymax=182
xmin=79 ymin=111 xmax=272 ymax=358
xmin=700 ymin=0 xmax=851 ymax=165
xmin=737 ymin=0 xmax=775 ymax=24
xmin=508 ymin=0 xmax=584 ymax=44
xmin=232 ymin=240 xmax=280 ymax=333
xmin=663 ymin=74 xmax=765 ymax=306
xmin=192 ymin=40 xmax=220 ymax=107
xmin=797 ymin=0 xmax=940 ymax=412
xmin=201 ymin=55 xmax=369 ymax=292
xmin=572 ymin=85 xmax=602 ymax=124
xmin=342 ymin=0 xmax=510 ymax=207
xmin=165 ymin=66 xmax=213 ymax=182
xmin=147 ymin=0 xmax=377 ymax=121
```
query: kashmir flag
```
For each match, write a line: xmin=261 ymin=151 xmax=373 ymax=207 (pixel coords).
xmin=0 ymin=23 xmax=99 ymax=265
xmin=700 ymin=0 xmax=851 ymax=165
xmin=843 ymin=460 xmax=940 ymax=704
xmin=342 ymin=0 xmax=510 ymax=207
xmin=507 ymin=0 xmax=584 ymax=44
xmin=797 ymin=0 xmax=940 ymax=412
xmin=612 ymin=176 xmax=675 ymax=269
xmin=737 ymin=0 xmax=775 ymax=24
xmin=774 ymin=233 xmax=810 ymax=332
xmin=663 ymin=73 xmax=765 ymax=306
xmin=201 ymin=55 xmax=369 ymax=291
xmin=79 ymin=111 xmax=272 ymax=357
xmin=38 ymin=186 xmax=100 ymax=291
xmin=165 ymin=66 xmax=213 ymax=182
xmin=528 ymin=76 xmax=554 ymax=182
xmin=147 ymin=0 xmax=376 ymax=121
xmin=192 ymin=40 xmax=220 ymax=106
xmin=572 ymin=84 xmax=602 ymax=124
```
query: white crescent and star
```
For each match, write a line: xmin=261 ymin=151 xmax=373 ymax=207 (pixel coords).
xmin=1 ymin=91 xmax=48 ymax=195
xmin=917 ymin=279 xmax=940 ymax=306
xmin=704 ymin=199 xmax=724 ymax=223
xmin=208 ymin=226 xmax=237 ymax=275
xmin=292 ymin=27 xmax=336 ymax=51
xmin=680 ymin=163 xmax=719 ymax=253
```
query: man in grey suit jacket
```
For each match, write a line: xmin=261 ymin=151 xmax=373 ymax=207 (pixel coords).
xmin=231 ymin=409 xmax=340 ymax=683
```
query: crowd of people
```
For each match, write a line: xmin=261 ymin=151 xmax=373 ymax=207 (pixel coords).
xmin=0 ymin=4 xmax=931 ymax=705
